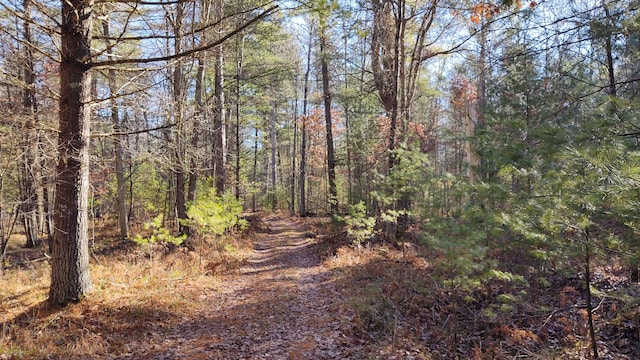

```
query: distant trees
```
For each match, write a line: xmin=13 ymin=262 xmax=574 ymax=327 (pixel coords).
xmin=0 ymin=0 xmax=276 ymax=305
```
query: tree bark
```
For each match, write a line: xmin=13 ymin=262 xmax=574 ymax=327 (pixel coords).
xmin=603 ymin=5 xmax=616 ymax=98
xmin=20 ymin=0 xmax=39 ymax=248
xmin=171 ymin=3 xmax=189 ymax=236
xmin=101 ymin=11 xmax=128 ymax=239
xmin=213 ymin=44 xmax=226 ymax=194
xmin=235 ymin=34 xmax=244 ymax=200
xmin=49 ymin=0 xmax=93 ymax=305
xmin=299 ymin=23 xmax=312 ymax=217
xmin=465 ymin=97 xmax=480 ymax=183
xmin=320 ymin=29 xmax=338 ymax=214
xmin=188 ymin=56 xmax=205 ymax=204
xmin=252 ymin=126 xmax=258 ymax=212
xmin=270 ymin=98 xmax=277 ymax=211
xmin=290 ymin=76 xmax=298 ymax=215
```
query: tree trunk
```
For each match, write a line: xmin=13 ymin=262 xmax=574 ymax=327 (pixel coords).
xmin=171 ymin=3 xmax=189 ymax=236
xmin=101 ymin=12 xmax=128 ymax=239
xmin=320 ymin=29 xmax=338 ymax=215
xmin=584 ymin=229 xmax=599 ymax=359
xmin=49 ymin=0 xmax=93 ymax=305
xmin=235 ymin=34 xmax=244 ymax=200
xmin=343 ymin=26 xmax=352 ymax=204
xmin=603 ymin=5 xmax=616 ymax=98
xmin=213 ymin=44 xmax=226 ymax=194
xmin=270 ymin=99 xmax=277 ymax=211
xmin=20 ymin=0 xmax=39 ymax=248
xmin=43 ymin=187 xmax=53 ymax=253
xmin=252 ymin=126 xmax=258 ymax=212
xmin=465 ymin=97 xmax=480 ymax=183
xmin=290 ymin=77 xmax=298 ymax=215
xmin=188 ymin=56 xmax=205 ymax=204
xmin=299 ymin=24 xmax=312 ymax=217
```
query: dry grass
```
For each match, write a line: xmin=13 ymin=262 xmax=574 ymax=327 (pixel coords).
xmin=0 ymin=218 xmax=257 ymax=360
xmin=2 ymin=214 xmax=638 ymax=359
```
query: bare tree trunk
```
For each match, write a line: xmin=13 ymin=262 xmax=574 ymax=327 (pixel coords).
xmin=235 ymin=34 xmax=244 ymax=200
xmin=584 ymin=229 xmax=599 ymax=359
xmin=252 ymin=126 xmax=258 ymax=212
xmin=320 ymin=29 xmax=338 ymax=215
xmin=213 ymin=44 xmax=226 ymax=194
xmin=188 ymin=56 xmax=205 ymax=203
xmin=603 ymin=5 xmax=616 ymax=98
xmin=101 ymin=11 xmax=128 ymax=239
xmin=299 ymin=24 xmax=312 ymax=217
xmin=343 ymin=26 xmax=352 ymax=204
xmin=43 ymin=187 xmax=53 ymax=253
xmin=49 ymin=0 xmax=93 ymax=305
xmin=465 ymin=98 xmax=480 ymax=183
xmin=171 ymin=3 xmax=189 ymax=236
xmin=290 ymin=76 xmax=298 ymax=215
xmin=270 ymin=99 xmax=277 ymax=211
xmin=20 ymin=0 xmax=39 ymax=248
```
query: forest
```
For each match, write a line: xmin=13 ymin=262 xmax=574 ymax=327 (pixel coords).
xmin=0 ymin=0 xmax=639 ymax=358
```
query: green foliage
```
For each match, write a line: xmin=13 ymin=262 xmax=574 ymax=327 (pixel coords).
xmin=339 ymin=201 xmax=378 ymax=246
xmin=260 ymin=186 xmax=289 ymax=212
xmin=370 ymin=145 xmax=432 ymax=231
xmin=486 ymin=269 xmax=528 ymax=286
xmin=186 ymin=188 xmax=247 ymax=236
xmin=132 ymin=214 xmax=186 ymax=248
xmin=129 ymin=161 xmax=169 ymax=221
xmin=375 ymin=145 xmax=431 ymax=205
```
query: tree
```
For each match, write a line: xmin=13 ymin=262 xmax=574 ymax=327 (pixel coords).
xmin=370 ymin=0 xmax=438 ymax=170
xmin=299 ymin=22 xmax=313 ymax=217
xmin=213 ymin=40 xmax=227 ymax=195
xmin=46 ymin=0 xmax=277 ymax=305
xmin=49 ymin=0 xmax=93 ymax=305
xmin=319 ymin=22 xmax=338 ymax=214
xmin=19 ymin=0 xmax=41 ymax=248
xmin=99 ymin=5 xmax=128 ymax=239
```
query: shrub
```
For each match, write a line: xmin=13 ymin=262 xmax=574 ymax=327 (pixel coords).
xmin=186 ymin=189 xmax=247 ymax=237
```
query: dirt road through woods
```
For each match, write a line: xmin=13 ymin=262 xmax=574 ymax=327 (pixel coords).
xmin=134 ymin=214 xmax=357 ymax=360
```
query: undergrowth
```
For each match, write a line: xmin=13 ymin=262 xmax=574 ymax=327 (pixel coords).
xmin=313 ymin=218 xmax=640 ymax=360
xmin=0 ymin=215 xmax=258 ymax=360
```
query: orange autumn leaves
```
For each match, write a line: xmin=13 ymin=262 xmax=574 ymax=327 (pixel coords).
xmin=298 ymin=108 xmax=344 ymax=171
xmin=374 ymin=116 xmax=436 ymax=162
xmin=297 ymin=109 xmax=435 ymax=169
xmin=469 ymin=1 xmax=537 ymax=24
xmin=470 ymin=3 xmax=501 ymax=24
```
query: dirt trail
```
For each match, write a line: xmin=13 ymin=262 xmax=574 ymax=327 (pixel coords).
xmin=135 ymin=214 xmax=357 ymax=360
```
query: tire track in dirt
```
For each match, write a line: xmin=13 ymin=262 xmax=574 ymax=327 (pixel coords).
xmin=133 ymin=214 xmax=358 ymax=360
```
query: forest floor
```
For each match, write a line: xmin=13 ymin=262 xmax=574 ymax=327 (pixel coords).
xmin=1 ymin=213 xmax=639 ymax=359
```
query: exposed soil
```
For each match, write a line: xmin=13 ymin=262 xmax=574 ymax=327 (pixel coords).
xmin=125 ymin=214 xmax=358 ymax=360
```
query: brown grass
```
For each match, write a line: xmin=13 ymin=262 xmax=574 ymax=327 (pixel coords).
xmin=2 ymin=214 xmax=638 ymax=359
xmin=0 ymin=218 xmax=256 ymax=360
xmin=310 ymin=218 xmax=640 ymax=360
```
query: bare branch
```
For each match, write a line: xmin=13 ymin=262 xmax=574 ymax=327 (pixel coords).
xmin=90 ymin=5 xmax=279 ymax=68
xmin=92 ymin=123 xmax=176 ymax=137
xmin=93 ymin=4 xmax=271 ymax=42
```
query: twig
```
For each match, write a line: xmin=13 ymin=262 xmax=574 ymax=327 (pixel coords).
xmin=442 ymin=313 xmax=451 ymax=328
xmin=540 ymin=305 xmax=587 ymax=328
xmin=540 ymin=296 xmax=607 ymax=329
xmin=25 ymin=255 xmax=50 ymax=263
